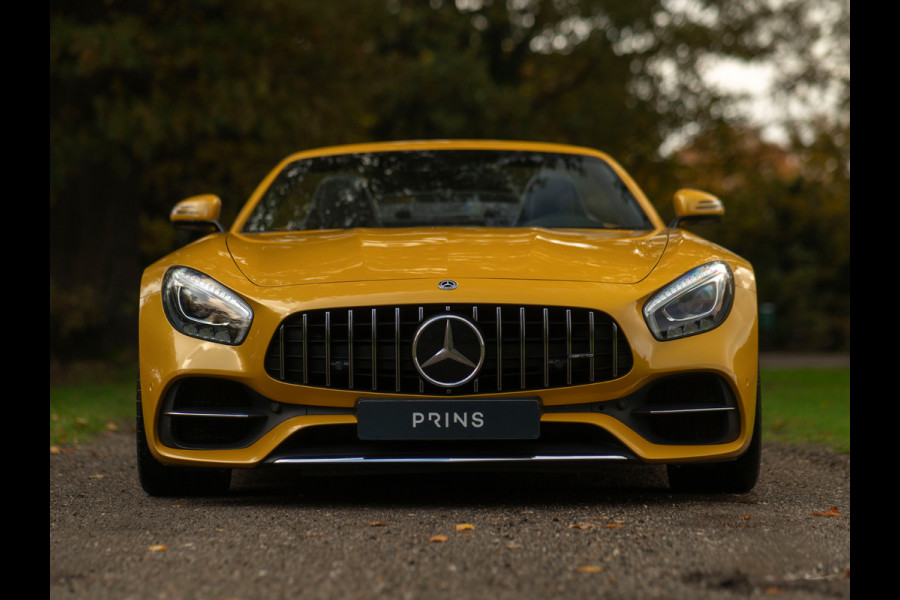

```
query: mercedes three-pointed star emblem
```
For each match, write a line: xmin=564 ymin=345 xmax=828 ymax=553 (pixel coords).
xmin=412 ymin=314 xmax=485 ymax=387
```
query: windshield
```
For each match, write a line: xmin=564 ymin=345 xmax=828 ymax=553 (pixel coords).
xmin=242 ymin=150 xmax=654 ymax=232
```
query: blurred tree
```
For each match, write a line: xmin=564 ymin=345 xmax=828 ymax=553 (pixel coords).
xmin=366 ymin=0 xmax=789 ymax=192
xmin=670 ymin=122 xmax=849 ymax=351
xmin=665 ymin=0 xmax=849 ymax=351
xmin=50 ymin=0 xmax=386 ymax=358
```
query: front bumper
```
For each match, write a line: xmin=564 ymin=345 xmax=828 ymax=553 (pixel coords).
xmin=139 ymin=278 xmax=758 ymax=469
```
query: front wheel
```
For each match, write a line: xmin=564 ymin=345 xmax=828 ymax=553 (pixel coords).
xmin=136 ymin=380 xmax=231 ymax=497
xmin=667 ymin=374 xmax=761 ymax=494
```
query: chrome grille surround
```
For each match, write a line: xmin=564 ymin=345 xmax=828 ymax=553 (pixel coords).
xmin=264 ymin=304 xmax=633 ymax=396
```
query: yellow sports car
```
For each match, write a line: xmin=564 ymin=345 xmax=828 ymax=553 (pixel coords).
xmin=137 ymin=140 xmax=759 ymax=495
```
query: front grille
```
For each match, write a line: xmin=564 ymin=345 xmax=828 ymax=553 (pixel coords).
xmin=264 ymin=304 xmax=633 ymax=396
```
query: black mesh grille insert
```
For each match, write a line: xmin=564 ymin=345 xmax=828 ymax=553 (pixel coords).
xmin=159 ymin=378 xmax=269 ymax=448
xmin=632 ymin=373 xmax=739 ymax=444
xmin=264 ymin=304 xmax=633 ymax=396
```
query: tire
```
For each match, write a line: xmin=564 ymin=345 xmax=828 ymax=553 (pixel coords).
xmin=136 ymin=379 xmax=231 ymax=497
xmin=667 ymin=371 xmax=761 ymax=494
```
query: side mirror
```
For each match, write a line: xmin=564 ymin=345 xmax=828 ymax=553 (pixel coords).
xmin=170 ymin=194 xmax=225 ymax=232
xmin=669 ymin=189 xmax=724 ymax=228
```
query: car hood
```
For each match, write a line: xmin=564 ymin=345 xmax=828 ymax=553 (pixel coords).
xmin=226 ymin=228 xmax=668 ymax=286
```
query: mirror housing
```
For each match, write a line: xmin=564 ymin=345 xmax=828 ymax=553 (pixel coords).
xmin=669 ymin=189 xmax=724 ymax=228
xmin=170 ymin=194 xmax=225 ymax=232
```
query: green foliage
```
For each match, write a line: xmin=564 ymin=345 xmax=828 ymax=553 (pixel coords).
xmin=761 ymin=368 xmax=849 ymax=453
xmin=49 ymin=364 xmax=137 ymax=447
xmin=50 ymin=0 xmax=849 ymax=358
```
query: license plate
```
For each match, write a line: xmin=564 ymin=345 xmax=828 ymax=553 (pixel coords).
xmin=357 ymin=398 xmax=540 ymax=440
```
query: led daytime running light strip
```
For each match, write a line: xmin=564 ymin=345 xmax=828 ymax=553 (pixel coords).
xmin=173 ymin=270 xmax=252 ymax=326
xmin=647 ymin=263 xmax=726 ymax=316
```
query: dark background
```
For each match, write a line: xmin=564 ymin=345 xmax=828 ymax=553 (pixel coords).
xmin=49 ymin=0 xmax=849 ymax=363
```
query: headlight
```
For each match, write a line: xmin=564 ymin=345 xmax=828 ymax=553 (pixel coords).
xmin=162 ymin=266 xmax=253 ymax=345
xmin=643 ymin=261 xmax=734 ymax=341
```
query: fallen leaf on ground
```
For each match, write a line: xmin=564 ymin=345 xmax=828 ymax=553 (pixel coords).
xmin=148 ymin=545 xmax=167 ymax=552
xmin=429 ymin=535 xmax=448 ymax=543
xmin=306 ymin=532 xmax=325 ymax=537
xmin=50 ymin=446 xmax=61 ymax=454
xmin=576 ymin=565 xmax=604 ymax=573
xmin=569 ymin=523 xmax=593 ymax=530
xmin=106 ymin=421 xmax=119 ymax=431
xmin=810 ymin=506 xmax=841 ymax=517
xmin=367 ymin=521 xmax=388 ymax=527
xmin=741 ymin=514 xmax=752 ymax=520
xmin=455 ymin=523 xmax=475 ymax=531
xmin=605 ymin=523 xmax=624 ymax=528
xmin=89 ymin=474 xmax=107 ymax=479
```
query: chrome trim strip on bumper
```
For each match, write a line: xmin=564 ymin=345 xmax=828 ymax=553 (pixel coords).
xmin=645 ymin=406 xmax=736 ymax=415
xmin=272 ymin=454 xmax=630 ymax=465
xmin=163 ymin=410 xmax=254 ymax=418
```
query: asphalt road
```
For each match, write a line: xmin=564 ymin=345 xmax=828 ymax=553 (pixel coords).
xmin=50 ymin=423 xmax=850 ymax=600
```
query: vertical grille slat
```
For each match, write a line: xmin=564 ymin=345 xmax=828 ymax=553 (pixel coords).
xmin=393 ymin=308 xmax=400 ymax=392
xmin=265 ymin=304 xmax=633 ymax=395
xmin=612 ymin=321 xmax=618 ymax=378
xmin=519 ymin=307 xmax=526 ymax=390
xmin=325 ymin=311 xmax=331 ymax=387
xmin=566 ymin=309 xmax=572 ymax=386
xmin=370 ymin=308 xmax=377 ymax=391
xmin=302 ymin=314 xmax=308 ymax=385
xmin=496 ymin=306 xmax=503 ymax=392
xmin=348 ymin=309 xmax=354 ymax=389
xmin=589 ymin=311 xmax=595 ymax=383
xmin=278 ymin=324 xmax=285 ymax=381
xmin=542 ymin=308 xmax=549 ymax=388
